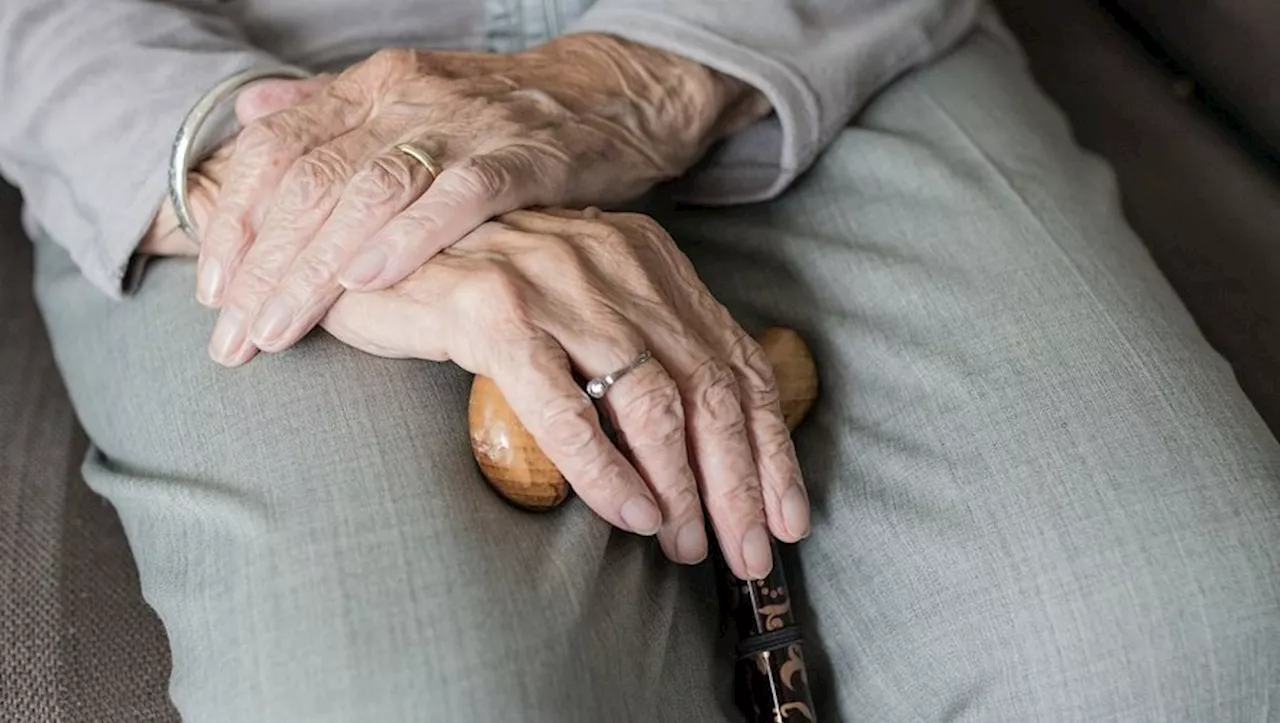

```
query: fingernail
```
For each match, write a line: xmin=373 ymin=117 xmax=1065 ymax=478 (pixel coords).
xmin=339 ymin=247 xmax=388 ymax=288
xmin=620 ymin=496 xmax=661 ymax=536
xmin=782 ymin=486 xmax=811 ymax=540
xmin=197 ymin=259 xmax=224 ymax=306
xmin=675 ymin=521 xmax=708 ymax=564
xmin=209 ymin=312 xmax=248 ymax=366
xmin=742 ymin=524 xmax=774 ymax=579
xmin=251 ymin=298 xmax=294 ymax=345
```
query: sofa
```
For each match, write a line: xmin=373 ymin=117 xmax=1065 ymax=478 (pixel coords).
xmin=3 ymin=0 xmax=1278 ymax=718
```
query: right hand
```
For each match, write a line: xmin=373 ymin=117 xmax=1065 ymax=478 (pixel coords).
xmin=195 ymin=38 xmax=766 ymax=367
xmin=322 ymin=208 xmax=810 ymax=580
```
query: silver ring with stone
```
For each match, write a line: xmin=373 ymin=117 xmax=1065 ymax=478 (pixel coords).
xmin=585 ymin=350 xmax=653 ymax=399
xmin=168 ymin=65 xmax=315 ymax=244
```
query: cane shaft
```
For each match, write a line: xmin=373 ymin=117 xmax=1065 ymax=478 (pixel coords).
xmin=728 ymin=543 xmax=817 ymax=722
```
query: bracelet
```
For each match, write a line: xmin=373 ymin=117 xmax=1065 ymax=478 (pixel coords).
xmin=167 ymin=65 xmax=315 ymax=244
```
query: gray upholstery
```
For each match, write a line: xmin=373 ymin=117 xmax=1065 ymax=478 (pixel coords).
xmin=2 ymin=0 xmax=1278 ymax=717
xmin=1110 ymin=0 xmax=1280 ymax=160
xmin=0 ymin=182 xmax=177 ymax=721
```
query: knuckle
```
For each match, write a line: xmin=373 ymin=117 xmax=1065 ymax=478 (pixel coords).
xmin=606 ymin=213 xmax=671 ymax=249
xmin=758 ymin=429 xmax=800 ymax=479
xmin=454 ymin=155 xmax=512 ymax=204
xmin=712 ymin=477 xmax=766 ymax=515
xmin=365 ymin=48 xmax=420 ymax=76
xmin=584 ymin=221 xmax=629 ymax=248
xmin=207 ymin=212 xmax=254 ymax=252
xmin=236 ymin=120 xmax=281 ymax=156
xmin=526 ymin=233 xmax=585 ymax=280
xmin=538 ymin=233 xmax=578 ymax=266
xmin=619 ymin=382 xmax=685 ymax=449
xmin=691 ymin=360 xmax=745 ymax=434
xmin=731 ymin=335 xmax=781 ymax=411
xmin=280 ymin=149 xmax=348 ymax=210
xmin=539 ymin=397 xmax=600 ymax=456
xmin=242 ymin=257 xmax=283 ymax=290
xmin=350 ymin=155 xmax=415 ymax=207
xmin=238 ymin=115 xmax=302 ymax=162
xmin=614 ymin=212 xmax=666 ymax=237
xmin=666 ymin=485 xmax=703 ymax=515
xmin=465 ymin=267 xmax=526 ymax=320
xmin=226 ymin=262 xmax=280 ymax=308
xmin=290 ymin=251 xmax=341 ymax=291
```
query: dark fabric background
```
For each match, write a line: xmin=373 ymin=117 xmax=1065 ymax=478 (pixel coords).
xmin=1109 ymin=0 xmax=1280 ymax=162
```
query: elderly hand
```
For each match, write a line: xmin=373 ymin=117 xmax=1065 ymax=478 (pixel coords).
xmin=321 ymin=208 xmax=809 ymax=580
xmin=139 ymin=77 xmax=328 ymax=257
xmin=196 ymin=34 xmax=769 ymax=367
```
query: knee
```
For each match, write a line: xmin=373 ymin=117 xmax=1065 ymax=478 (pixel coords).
xmin=972 ymin=523 xmax=1280 ymax=719
xmin=999 ymin=576 xmax=1280 ymax=719
xmin=822 ymin=479 xmax=1280 ymax=720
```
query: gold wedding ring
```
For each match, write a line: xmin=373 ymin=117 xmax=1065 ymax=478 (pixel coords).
xmin=394 ymin=143 xmax=444 ymax=181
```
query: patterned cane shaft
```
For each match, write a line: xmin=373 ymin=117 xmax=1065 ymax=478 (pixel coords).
xmin=729 ymin=542 xmax=817 ymax=722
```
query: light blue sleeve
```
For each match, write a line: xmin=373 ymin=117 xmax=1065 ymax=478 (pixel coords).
xmin=0 ymin=0 xmax=280 ymax=298
xmin=568 ymin=0 xmax=986 ymax=205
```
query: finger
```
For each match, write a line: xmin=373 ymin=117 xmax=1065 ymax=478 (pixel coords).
xmin=197 ymin=80 xmax=369 ymax=308
xmin=551 ymin=314 xmax=707 ymax=565
xmin=318 ymin=268 xmax=458 ymax=361
xmin=494 ymin=336 xmax=663 ymax=537
xmin=721 ymin=327 xmax=808 ymax=543
xmin=207 ymin=127 xmax=394 ymax=366
xmin=235 ymin=76 xmax=334 ymax=125
xmin=660 ymin=334 xmax=771 ymax=581
xmin=338 ymin=149 xmax=535 ymax=291
xmin=246 ymin=142 xmax=438 ymax=352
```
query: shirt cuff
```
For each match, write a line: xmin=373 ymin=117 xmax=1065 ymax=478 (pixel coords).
xmin=565 ymin=8 xmax=822 ymax=206
xmin=22 ymin=50 xmax=283 ymax=300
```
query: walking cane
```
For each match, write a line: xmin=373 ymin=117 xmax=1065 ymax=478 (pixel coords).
xmin=469 ymin=327 xmax=820 ymax=722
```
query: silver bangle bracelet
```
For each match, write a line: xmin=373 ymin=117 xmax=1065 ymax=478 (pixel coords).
xmin=167 ymin=65 xmax=314 ymax=244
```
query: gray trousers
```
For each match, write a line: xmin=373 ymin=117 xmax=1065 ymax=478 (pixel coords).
xmin=33 ymin=26 xmax=1280 ymax=722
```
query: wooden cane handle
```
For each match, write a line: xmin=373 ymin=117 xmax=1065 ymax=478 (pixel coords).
xmin=468 ymin=327 xmax=819 ymax=511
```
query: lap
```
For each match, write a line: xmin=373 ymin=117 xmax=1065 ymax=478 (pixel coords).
xmin=36 ymin=242 xmax=727 ymax=721
xmin=657 ymin=26 xmax=1280 ymax=720
xmin=33 ymin=21 xmax=1280 ymax=723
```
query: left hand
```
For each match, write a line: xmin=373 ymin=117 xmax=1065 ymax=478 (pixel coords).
xmin=321 ymin=207 xmax=810 ymax=580
xmin=197 ymin=34 xmax=769 ymax=367
xmin=138 ymin=75 xmax=330 ymax=257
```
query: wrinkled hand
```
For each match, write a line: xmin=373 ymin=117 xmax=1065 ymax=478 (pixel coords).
xmin=197 ymin=35 xmax=769 ymax=367
xmin=322 ymin=209 xmax=810 ymax=580
xmin=139 ymin=77 xmax=329 ymax=257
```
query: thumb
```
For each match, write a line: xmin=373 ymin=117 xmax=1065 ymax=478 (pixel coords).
xmin=235 ymin=75 xmax=333 ymax=125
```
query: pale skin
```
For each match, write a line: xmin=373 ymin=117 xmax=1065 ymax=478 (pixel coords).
xmin=142 ymin=34 xmax=808 ymax=580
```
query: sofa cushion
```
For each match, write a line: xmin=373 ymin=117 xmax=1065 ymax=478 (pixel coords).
xmin=995 ymin=0 xmax=1280 ymax=436
xmin=1109 ymin=0 xmax=1280 ymax=160
xmin=0 ymin=181 xmax=177 ymax=722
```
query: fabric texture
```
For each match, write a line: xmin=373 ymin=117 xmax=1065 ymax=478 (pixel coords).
xmin=29 ymin=24 xmax=1280 ymax=722
xmin=995 ymin=0 xmax=1280 ymax=439
xmin=0 ymin=0 xmax=982 ymax=299
xmin=0 ymin=183 xmax=176 ymax=722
